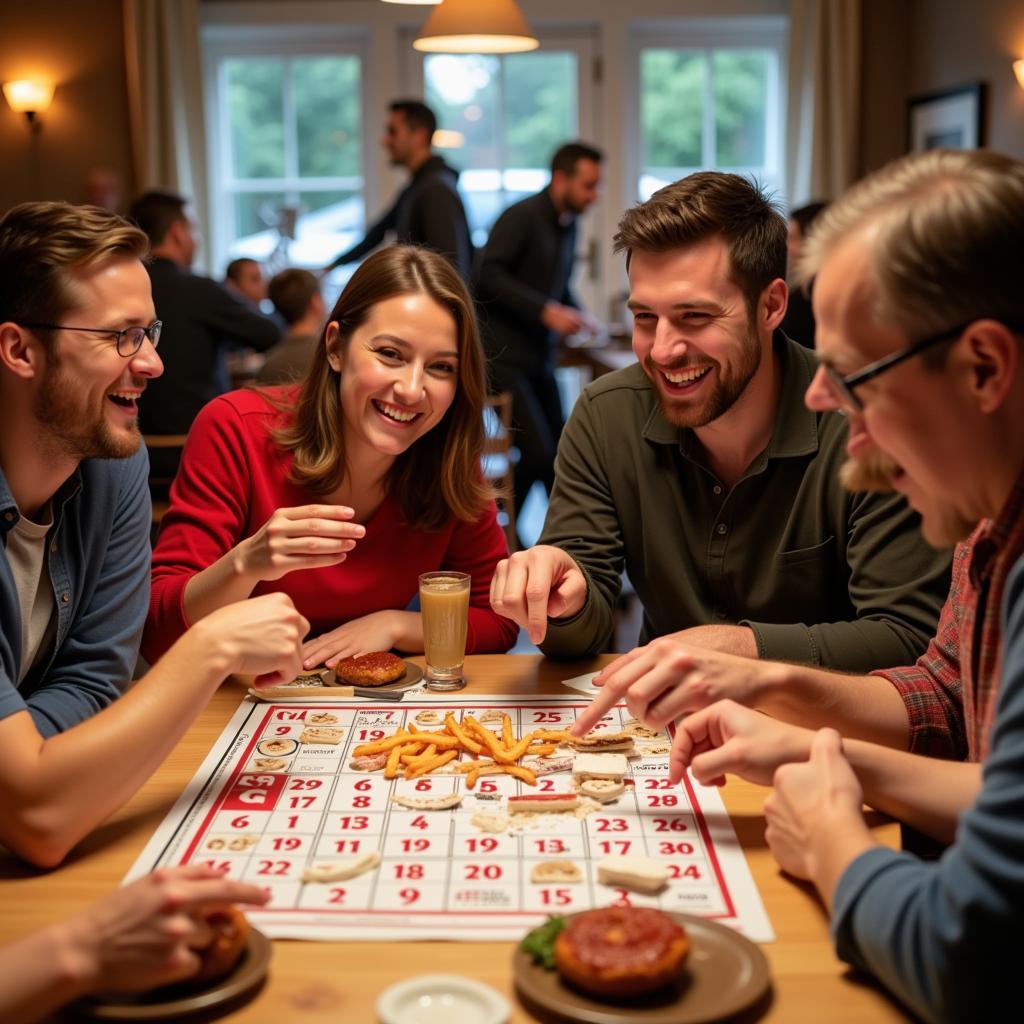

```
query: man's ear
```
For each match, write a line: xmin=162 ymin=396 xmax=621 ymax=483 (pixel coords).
xmin=324 ymin=321 xmax=344 ymax=372
xmin=0 ymin=322 xmax=44 ymax=380
xmin=761 ymin=278 xmax=788 ymax=332
xmin=963 ymin=320 xmax=1018 ymax=414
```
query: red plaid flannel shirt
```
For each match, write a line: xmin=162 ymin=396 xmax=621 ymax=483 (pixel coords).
xmin=875 ymin=473 xmax=1024 ymax=761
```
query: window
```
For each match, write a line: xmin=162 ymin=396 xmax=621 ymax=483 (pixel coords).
xmin=203 ymin=28 xmax=368 ymax=276
xmin=632 ymin=20 xmax=786 ymax=202
xmin=423 ymin=50 xmax=580 ymax=247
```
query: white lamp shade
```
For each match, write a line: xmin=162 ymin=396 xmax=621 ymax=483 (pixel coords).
xmin=414 ymin=0 xmax=539 ymax=53
xmin=3 ymin=79 xmax=54 ymax=114
xmin=1014 ymin=59 xmax=1024 ymax=90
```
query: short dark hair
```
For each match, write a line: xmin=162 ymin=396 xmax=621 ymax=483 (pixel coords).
xmin=389 ymin=99 xmax=437 ymax=141
xmin=0 ymin=202 xmax=147 ymax=353
xmin=268 ymin=268 xmax=319 ymax=326
xmin=551 ymin=141 xmax=603 ymax=176
xmin=128 ymin=190 xmax=188 ymax=246
xmin=790 ymin=201 xmax=828 ymax=235
xmin=614 ymin=172 xmax=787 ymax=318
xmin=225 ymin=257 xmax=259 ymax=283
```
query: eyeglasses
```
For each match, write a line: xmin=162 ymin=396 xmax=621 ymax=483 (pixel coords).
xmin=823 ymin=320 xmax=975 ymax=413
xmin=19 ymin=320 xmax=162 ymax=357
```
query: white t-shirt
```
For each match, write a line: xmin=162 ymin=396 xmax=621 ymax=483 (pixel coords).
xmin=6 ymin=505 xmax=57 ymax=685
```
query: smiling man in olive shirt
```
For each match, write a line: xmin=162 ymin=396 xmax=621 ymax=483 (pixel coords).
xmin=490 ymin=172 xmax=950 ymax=670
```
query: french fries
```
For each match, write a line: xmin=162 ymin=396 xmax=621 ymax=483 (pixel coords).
xmin=354 ymin=711 xmax=574 ymax=786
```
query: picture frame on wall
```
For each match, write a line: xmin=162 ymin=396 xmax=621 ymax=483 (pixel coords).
xmin=907 ymin=83 xmax=986 ymax=152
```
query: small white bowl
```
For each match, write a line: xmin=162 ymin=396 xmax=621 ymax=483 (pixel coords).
xmin=376 ymin=974 xmax=510 ymax=1024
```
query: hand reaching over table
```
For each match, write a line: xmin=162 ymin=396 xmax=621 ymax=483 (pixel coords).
xmin=570 ymin=636 xmax=777 ymax=737
xmin=489 ymin=545 xmax=588 ymax=644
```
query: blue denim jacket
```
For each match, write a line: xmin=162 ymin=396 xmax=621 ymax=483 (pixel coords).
xmin=0 ymin=447 xmax=151 ymax=737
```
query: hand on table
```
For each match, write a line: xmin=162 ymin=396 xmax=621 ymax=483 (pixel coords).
xmin=64 ymin=865 xmax=268 ymax=994
xmin=765 ymin=728 xmax=871 ymax=884
xmin=301 ymin=610 xmax=403 ymax=668
xmin=570 ymin=635 xmax=774 ymax=736
xmin=489 ymin=545 xmax=587 ymax=644
xmin=232 ymin=505 xmax=365 ymax=582
xmin=198 ymin=592 xmax=309 ymax=687
xmin=666 ymin=699 xmax=814 ymax=787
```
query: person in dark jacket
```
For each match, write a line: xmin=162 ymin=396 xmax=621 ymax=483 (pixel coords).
xmin=475 ymin=141 xmax=603 ymax=522
xmin=324 ymin=100 xmax=474 ymax=282
xmin=127 ymin=190 xmax=281 ymax=479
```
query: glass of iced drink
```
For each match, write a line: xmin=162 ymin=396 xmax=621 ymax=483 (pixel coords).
xmin=418 ymin=571 xmax=471 ymax=691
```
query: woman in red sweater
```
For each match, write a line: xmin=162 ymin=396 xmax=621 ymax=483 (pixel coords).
xmin=144 ymin=246 xmax=518 ymax=667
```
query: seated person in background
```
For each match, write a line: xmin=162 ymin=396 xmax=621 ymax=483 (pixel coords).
xmin=780 ymin=200 xmax=828 ymax=348
xmin=145 ymin=245 xmax=519 ymax=670
xmin=224 ymin=256 xmax=267 ymax=308
xmin=129 ymin=191 xmax=280 ymax=481
xmin=491 ymin=172 xmax=950 ymax=672
xmin=0 ymin=865 xmax=267 ymax=1024
xmin=656 ymin=149 xmax=1024 ymax=1024
xmin=0 ymin=202 xmax=308 ymax=867
xmin=256 ymin=268 xmax=325 ymax=385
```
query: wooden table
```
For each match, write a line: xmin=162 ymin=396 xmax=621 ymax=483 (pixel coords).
xmin=0 ymin=655 xmax=910 ymax=1022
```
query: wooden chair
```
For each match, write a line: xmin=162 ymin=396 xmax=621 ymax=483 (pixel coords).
xmin=142 ymin=433 xmax=189 ymax=536
xmin=482 ymin=392 xmax=518 ymax=550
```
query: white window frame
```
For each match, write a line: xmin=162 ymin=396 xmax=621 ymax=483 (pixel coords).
xmin=627 ymin=17 xmax=788 ymax=206
xmin=401 ymin=28 xmax=606 ymax=314
xmin=201 ymin=23 xmax=371 ymax=276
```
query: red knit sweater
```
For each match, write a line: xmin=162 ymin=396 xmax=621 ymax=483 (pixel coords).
xmin=143 ymin=387 xmax=518 ymax=661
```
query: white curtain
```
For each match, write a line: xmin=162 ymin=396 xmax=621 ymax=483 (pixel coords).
xmin=123 ymin=0 xmax=209 ymax=260
xmin=786 ymin=0 xmax=862 ymax=207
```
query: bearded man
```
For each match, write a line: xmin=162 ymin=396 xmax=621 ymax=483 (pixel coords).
xmin=490 ymin=172 xmax=950 ymax=670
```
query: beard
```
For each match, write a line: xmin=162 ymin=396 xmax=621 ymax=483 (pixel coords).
xmin=645 ymin=321 xmax=762 ymax=429
xmin=839 ymin=448 xmax=898 ymax=493
xmin=840 ymin=448 xmax=973 ymax=548
xmin=34 ymin=357 xmax=141 ymax=461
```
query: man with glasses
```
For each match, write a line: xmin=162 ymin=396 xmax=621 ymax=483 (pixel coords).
xmin=492 ymin=171 xmax=950 ymax=673
xmin=586 ymin=150 xmax=1024 ymax=1022
xmin=0 ymin=202 xmax=308 ymax=867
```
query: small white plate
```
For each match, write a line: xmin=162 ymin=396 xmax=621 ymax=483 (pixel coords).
xmin=376 ymin=974 xmax=510 ymax=1024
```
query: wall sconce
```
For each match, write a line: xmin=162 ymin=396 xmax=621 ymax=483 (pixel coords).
xmin=414 ymin=0 xmax=538 ymax=53
xmin=3 ymin=79 xmax=54 ymax=133
xmin=1014 ymin=59 xmax=1024 ymax=90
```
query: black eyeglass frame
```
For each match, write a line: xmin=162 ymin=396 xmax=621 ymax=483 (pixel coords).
xmin=824 ymin=319 xmax=1011 ymax=412
xmin=18 ymin=320 xmax=163 ymax=358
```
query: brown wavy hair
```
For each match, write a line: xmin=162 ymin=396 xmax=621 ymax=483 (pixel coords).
xmin=269 ymin=245 xmax=493 ymax=530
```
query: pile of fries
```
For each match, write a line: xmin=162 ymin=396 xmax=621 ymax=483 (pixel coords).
xmin=350 ymin=712 xmax=572 ymax=788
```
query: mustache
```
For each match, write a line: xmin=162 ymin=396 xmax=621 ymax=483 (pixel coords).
xmin=643 ymin=355 xmax=717 ymax=373
xmin=839 ymin=449 xmax=900 ymax=494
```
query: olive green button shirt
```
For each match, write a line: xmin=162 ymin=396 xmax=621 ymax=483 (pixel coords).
xmin=539 ymin=334 xmax=951 ymax=669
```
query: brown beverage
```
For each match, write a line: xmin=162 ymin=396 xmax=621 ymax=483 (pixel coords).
xmin=419 ymin=572 xmax=471 ymax=691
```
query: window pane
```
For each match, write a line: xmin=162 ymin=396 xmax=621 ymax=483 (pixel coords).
xmin=425 ymin=54 xmax=500 ymax=167
xmin=640 ymin=50 xmax=704 ymax=174
xmin=225 ymin=59 xmax=285 ymax=179
xmin=293 ymin=56 xmax=362 ymax=179
xmin=233 ymin=191 xmax=286 ymax=241
xmin=714 ymin=51 xmax=769 ymax=168
xmin=503 ymin=52 xmax=576 ymax=168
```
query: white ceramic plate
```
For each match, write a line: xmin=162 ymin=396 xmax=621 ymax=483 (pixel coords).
xmin=376 ymin=974 xmax=510 ymax=1024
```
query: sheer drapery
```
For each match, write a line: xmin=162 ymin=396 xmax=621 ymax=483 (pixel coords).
xmin=123 ymin=0 xmax=209 ymax=261
xmin=786 ymin=0 xmax=862 ymax=206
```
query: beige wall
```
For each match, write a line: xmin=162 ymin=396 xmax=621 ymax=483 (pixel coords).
xmin=0 ymin=0 xmax=134 ymax=214
xmin=909 ymin=0 xmax=1024 ymax=161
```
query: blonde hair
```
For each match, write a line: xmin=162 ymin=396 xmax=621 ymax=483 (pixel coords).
xmin=797 ymin=149 xmax=1024 ymax=341
xmin=0 ymin=202 xmax=148 ymax=350
xmin=270 ymin=245 xmax=494 ymax=531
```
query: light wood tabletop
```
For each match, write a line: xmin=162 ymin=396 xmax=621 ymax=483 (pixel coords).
xmin=0 ymin=655 xmax=911 ymax=1022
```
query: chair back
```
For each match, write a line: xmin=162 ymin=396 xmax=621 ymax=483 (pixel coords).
xmin=482 ymin=392 xmax=517 ymax=549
